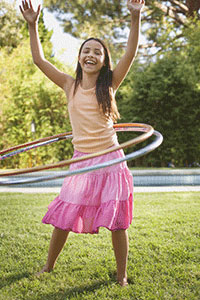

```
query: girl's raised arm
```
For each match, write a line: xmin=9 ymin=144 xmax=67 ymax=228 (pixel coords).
xmin=112 ymin=0 xmax=145 ymax=91
xmin=19 ymin=0 xmax=74 ymax=92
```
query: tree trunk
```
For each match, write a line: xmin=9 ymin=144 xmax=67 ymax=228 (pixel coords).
xmin=186 ymin=0 xmax=200 ymax=17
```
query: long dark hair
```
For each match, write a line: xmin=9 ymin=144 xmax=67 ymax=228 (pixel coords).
xmin=74 ymin=37 xmax=120 ymax=122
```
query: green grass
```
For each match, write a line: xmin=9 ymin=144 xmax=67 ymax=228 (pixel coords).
xmin=0 ymin=192 xmax=199 ymax=300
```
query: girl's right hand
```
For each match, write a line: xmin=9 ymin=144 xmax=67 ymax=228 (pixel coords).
xmin=127 ymin=0 xmax=145 ymax=15
xmin=19 ymin=0 xmax=41 ymax=25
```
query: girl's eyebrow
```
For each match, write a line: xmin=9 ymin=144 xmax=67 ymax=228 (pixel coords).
xmin=83 ymin=47 xmax=103 ymax=52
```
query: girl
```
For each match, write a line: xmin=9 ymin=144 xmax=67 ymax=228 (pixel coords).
xmin=20 ymin=0 xmax=145 ymax=287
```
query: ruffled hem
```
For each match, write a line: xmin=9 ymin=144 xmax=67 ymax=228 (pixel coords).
xmin=42 ymin=194 xmax=133 ymax=234
xmin=42 ymin=148 xmax=133 ymax=234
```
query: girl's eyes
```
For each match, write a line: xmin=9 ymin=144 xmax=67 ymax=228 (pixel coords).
xmin=83 ymin=50 xmax=101 ymax=55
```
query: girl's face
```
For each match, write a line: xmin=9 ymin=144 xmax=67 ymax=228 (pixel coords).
xmin=78 ymin=40 xmax=106 ymax=74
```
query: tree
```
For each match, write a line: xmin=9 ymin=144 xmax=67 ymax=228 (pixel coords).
xmin=142 ymin=0 xmax=200 ymax=57
xmin=44 ymin=0 xmax=129 ymax=61
xmin=117 ymin=21 xmax=200 ymax=167
xmin=43 ymin=0 xmax=200 ymax=59
xmin=0 ymin=4 xmax=73 ymax=169
xmin=0 ymin=37 xmax=74 ymax=169
xmin=0 ymin=0 xmax=24 ymax=53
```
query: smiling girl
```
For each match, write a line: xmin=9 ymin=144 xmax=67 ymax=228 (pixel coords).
xmin=20 ymin=0 xmax=145 ymax=286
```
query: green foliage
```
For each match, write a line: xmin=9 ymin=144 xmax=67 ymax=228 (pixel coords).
xmin=0 ymin=7 xmax=73 ymax=169
xmin=184 ymin=19 xmax=200 ymax=78
xmin=0 ymin=40 xmax=73 ymax=169
xmin=44 ymin=0 xmax=127 ymax=39
xmin=43 ymin=0 xmax=199 ymax=59
xmin=1 ymin=2 xmax=200 ymax=169
xmin=143 ymin=1 xmax=186 ymax=54
xmin=0 ymin=192 xmax=199 ymax=299
xmin=44 ymin=0 xmax=129 ymax=61
xmin=0 ymin=0 xmax=24 ymax=53
xmin=117 ymin=21 xmax=200 ymax=167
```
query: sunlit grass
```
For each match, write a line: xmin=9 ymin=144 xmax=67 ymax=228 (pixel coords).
xmin=0 ymin=192 xmax=199 ymax=300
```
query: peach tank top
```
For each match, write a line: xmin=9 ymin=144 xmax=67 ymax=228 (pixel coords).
xmin=67 ymin=84 xmax=118 ymax=153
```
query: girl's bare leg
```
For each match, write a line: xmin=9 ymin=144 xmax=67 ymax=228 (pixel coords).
xmin=37 ymin=227 xmax=69 ymax=275
xmin=111 ymin=229 xmax=129 ymax=286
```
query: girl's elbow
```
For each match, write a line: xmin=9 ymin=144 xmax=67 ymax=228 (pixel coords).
xmin=33 ymin=58 xmax=43 ymax=67
xmin=33 ymin=59 xmax=39 ymax=66
xmin=126 ymin=52 xmax=136 ymax=64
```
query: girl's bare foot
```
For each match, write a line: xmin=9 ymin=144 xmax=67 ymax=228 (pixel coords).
xmin=117 ymin=273 xmax=128 ymax=287
xmin=118 ymin=277 xmax=128 ymax=287
xmin=36 ymin=265 xmax=53 ymax=276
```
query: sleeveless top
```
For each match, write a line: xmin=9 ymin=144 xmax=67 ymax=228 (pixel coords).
xmin=67 ymin=83 xmax=118 ymax=153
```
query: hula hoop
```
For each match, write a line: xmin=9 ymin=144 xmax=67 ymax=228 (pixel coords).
xmin=0 ymin=132 xmax=70 ymax=157
xmin=0 ymin=131 xmax=163 ymax=186
xmin=0 ymin=135 xmax=72 ymax=161
xmin=0 ymin=123 xmax=163 ymax=185
xmin=0 ymin=123 xmax=153 ymax=177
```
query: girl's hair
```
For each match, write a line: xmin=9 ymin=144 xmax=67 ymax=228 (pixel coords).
xmin=74 ymin=37 xmax=120 ymax=122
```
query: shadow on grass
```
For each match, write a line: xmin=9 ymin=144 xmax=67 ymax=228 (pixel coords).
xmin=33 ymin=272 xmax=117 ymax=300
xmin=35 ymin=279 xmax=113 ymax=300
xmin=0 ymin=271 xmax=31 ymax=289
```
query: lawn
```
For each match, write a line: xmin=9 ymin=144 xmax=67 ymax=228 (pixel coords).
xmin=0 ymin=192 xmax=199 ymax=300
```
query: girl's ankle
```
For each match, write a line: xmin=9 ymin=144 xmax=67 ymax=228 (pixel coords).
xmin=44 ymin=264 xmax=53 ymax=272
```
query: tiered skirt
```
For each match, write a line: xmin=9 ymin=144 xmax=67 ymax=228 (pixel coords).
xmin=42 ymin=148 xmax=133 ymax=234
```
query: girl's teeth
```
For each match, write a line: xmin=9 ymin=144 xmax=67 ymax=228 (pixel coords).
xmin=86 ymin=61 xmax=95 ymax=64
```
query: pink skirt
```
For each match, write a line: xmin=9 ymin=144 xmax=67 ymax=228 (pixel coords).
xmin=42 ymin=147 xmax=133 ymax=234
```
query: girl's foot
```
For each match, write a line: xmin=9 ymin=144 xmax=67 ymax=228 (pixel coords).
xmin=118 ymin=277 xmax=128 ymax=287
xmin=117 ymin=273 xmax=128 ymax=287
xmin=36 ymin=265 xmax=53 ymax=276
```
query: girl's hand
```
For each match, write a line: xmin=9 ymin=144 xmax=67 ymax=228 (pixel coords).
xmin=127 ymin=0 xmax=145 ymax=15
xmin=19 ymin=0 xmax=41 ymax=25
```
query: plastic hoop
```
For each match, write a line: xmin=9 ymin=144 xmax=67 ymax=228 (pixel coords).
xmin=0 ymin=123 xmax=154 ymax=177
xmin=0 ymin=130 xmax=163 ymax=186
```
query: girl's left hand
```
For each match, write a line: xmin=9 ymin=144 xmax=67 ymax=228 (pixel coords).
xmin=127 ymin=0 xmax=145 ymax=14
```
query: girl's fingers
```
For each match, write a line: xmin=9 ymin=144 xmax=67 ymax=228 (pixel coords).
xmin=128 ymin=0 xmax=145 ymax=9
xmin=29 ymin=0 xmax=33 ymax=10
xmin=19 ymin=5 xmax=23 ymax=14
xmin=22 ymin=0 xmax=27 ymax=10
xmin=36 ymin=5 xmax=41 ymax=17
xmin=20 ymin=1 xmax=28 ymax=14
xmin=22 ymin=0 xmax=29 ymax=10
xmin=24 ymin=0 xmax=28 ymax=9
xmin=129 ymin=0 xmax=144 ymax=3
xmin=22 ymin=1 xmax=25 ymax=10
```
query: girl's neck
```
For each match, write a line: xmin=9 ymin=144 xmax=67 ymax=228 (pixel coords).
xmin=80 ymin=72 xmax=99 ymax=90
